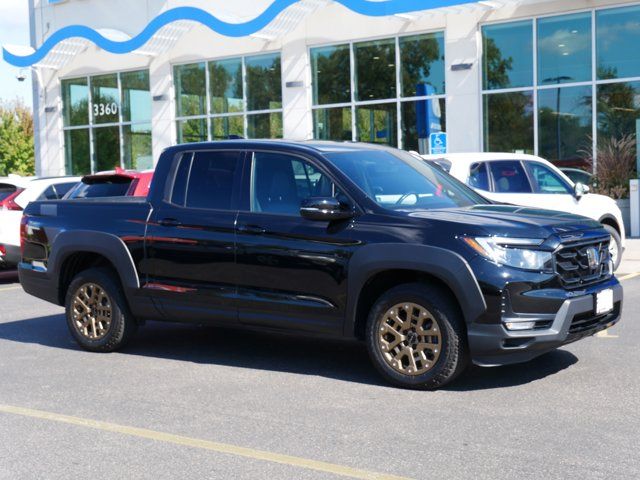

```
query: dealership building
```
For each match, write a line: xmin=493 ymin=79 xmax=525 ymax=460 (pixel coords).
xmin=6 ymin=0 xmax=640 ymax=175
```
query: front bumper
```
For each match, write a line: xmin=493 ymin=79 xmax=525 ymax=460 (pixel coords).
xmin=468 ymin=280 xmax=623 ymax=366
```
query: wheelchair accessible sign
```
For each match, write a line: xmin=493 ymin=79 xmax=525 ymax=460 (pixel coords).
xmin=429 ymin=132 xmax=447 ymax=155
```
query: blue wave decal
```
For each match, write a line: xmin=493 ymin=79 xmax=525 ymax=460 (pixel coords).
xmin=4 ymin=0 xmax=478 ymax=67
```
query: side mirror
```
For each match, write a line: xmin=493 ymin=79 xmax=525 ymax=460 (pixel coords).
xmin=574 ymin=182 xmax=590 ymax=199
xmin=300 ymin=197 xmax=353 ymax=221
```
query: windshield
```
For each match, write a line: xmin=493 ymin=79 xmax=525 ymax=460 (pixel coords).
xmin=326 ymin=149 xmax=488 ymax=210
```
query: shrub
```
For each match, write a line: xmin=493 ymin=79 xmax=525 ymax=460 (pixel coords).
xmin=583 ymin=135 xmax=637 ymax=199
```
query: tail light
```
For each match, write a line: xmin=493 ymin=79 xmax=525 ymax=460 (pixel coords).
xmin=20 ymin=215 xmax=29 ymax=255
xmin=0 ymin=188 xmax=24 ymax=211
xmin=0 ymin=244 xmax=5 ymax=257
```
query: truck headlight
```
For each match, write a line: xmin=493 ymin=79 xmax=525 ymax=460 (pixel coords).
xmin=462 ymin=236 xmax=553 ymax=272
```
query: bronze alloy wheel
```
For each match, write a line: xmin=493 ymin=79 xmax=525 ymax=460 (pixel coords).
xmin=377 ymin=302 xmax=442 ymax=376
xmin=70 ymin=283 xmax=113 ymax=340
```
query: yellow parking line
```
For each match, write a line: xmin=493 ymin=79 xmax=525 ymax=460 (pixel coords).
xmin=0 ymin=286 xmax=21 ymax=292
xmin=619 ymin=272 xmax=640 ymax=282
xmin=0 ymin=404 xmax=411 ymax=480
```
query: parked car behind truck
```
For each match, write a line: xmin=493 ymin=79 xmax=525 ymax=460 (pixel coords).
xmin=19 ymin=141 xmax=622 ymax=389
xmin=422 ymin=153 xmax=626 ymax=270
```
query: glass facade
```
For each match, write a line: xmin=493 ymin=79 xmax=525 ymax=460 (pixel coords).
xmin=174 ymin=52 xmax=283 ymax=143
xmin=311 ymin=32 xmax=445 ymax=153
xmin=62 ymin=69 xmax=152 ymax=174
xmin=482 ymin=5 xmax=640 ymax=167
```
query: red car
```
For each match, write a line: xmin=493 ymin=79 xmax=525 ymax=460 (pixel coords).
xmin=64 ymin=168 xmax=154 ymax=199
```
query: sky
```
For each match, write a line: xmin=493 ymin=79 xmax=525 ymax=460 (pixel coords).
xmin=0 ymin=0 xmax=32 ymax=106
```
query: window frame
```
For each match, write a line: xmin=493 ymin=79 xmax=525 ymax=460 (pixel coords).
xmin=241 ymin=149 xmax=358 ymax=219
xmin=167 ymin=149 xmax=245 ymax=212
xmin=308 ymin=30 xmax=446 ymax=150
xmin=173 ymin=51 xmax=284 ymax=142
xmin=61 ymin=67 xmax=152 ymax=174
xmin=480 ymin=4 xmax=640 ymax=169
xmin=524 ymin=161 xmax=574 ymax=195
xmin=487 ymin=160 xmax=534 ymax=194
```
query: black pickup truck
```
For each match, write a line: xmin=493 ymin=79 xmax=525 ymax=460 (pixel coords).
xmin=19 ymin=141 xmax=623 ymax=389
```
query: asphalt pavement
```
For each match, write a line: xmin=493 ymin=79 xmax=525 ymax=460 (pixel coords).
xmin=0 ymin=270 xmax=639 ymax=480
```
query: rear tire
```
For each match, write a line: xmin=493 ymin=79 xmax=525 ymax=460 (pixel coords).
xmin=365 ymin=283 xmax=468 ymax=390
xmin=602 ymin=225 xmax=622 ymax=271
xmin=64 ymin=267 xmax=137 ymax=352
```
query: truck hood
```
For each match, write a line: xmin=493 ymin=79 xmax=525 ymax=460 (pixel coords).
xmin=406 ymin=204 xmax=602 ymax=240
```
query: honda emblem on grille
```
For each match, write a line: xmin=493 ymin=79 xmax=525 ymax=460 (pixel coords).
xmin=586 ymin=247 xmax=600 ymax=270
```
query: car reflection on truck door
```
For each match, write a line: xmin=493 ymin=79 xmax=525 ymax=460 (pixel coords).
xmin=144 ymin=149 xmax=243 ymax=323
xmin=234 ymin=150 xmax=356 ymax=335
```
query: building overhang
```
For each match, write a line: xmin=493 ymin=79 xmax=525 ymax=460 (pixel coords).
xmin=3 ymin=0 xmax=555 ymax=68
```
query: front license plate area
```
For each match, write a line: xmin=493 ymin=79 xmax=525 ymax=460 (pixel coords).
xmin=595 ymin=289 xmax=614 ymax=315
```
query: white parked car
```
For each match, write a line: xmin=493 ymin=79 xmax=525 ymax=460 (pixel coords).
xmin=0 ymin=176 xmax=80 ymax=268
xmin=421 ymin=153 xmax=626 ymax=269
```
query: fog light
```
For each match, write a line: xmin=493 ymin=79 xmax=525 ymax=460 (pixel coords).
xmin=504 ymin=321 xmax=536 ymax=331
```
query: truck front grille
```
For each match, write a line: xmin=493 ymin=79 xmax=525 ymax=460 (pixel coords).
xmin=554 ymin=237 xmax=612 ymax=289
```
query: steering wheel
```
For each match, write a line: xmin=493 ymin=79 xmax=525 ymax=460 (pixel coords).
xmin=395 ymin=192 xmax=419 ymax=205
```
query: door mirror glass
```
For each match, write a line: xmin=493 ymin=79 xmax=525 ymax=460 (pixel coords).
xmin=300 ymin=197 xmax=353 ymax=221
xmin=574 ymin=182 xmax=590 ymax=198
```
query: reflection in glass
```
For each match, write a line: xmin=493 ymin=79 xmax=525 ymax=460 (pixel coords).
xmin=62 ymin=78 xmax=89 ymax=127
xmin=245 ymin=53 xmax=282 ymax=111
xmin=121 ymin=70 xmax=151 ymax=123
xmin=400 ymin=32 xmax=445 ymax=96
xmin=483 ymin=91 xmax=534 ymax=153
xmin=177 ymin=118 xmax=207 ymax=143
xmin=597 ymin=81 xmax=640 ymax=155
xmin=482 ymin=21 xmax=533 ymax=90
xmin=174 ymin=63 xmax=206 ymax=117
xmin=247 ymin=112 xmax=283 ymax=139
xmin=538 ymin=86 xmax=592 ymax=163
xmin=65 ymin=129 xmax=90 ymax=174
xmin=211 ymin=116 xmax=244 ymax=140
xmin=311 ymin=45 xmax=351 ymax=105
xmin=313 ymin=107 xmax=352 ymax=141
xmin=538 ymin=12 xmax=591 ymax=85
xmin=402 ymin=99 xmax=446 ymax=154
xmin=123 ymin=123 xmax=152 ymax=170
xmin=354 ymin=39 xmax=396 ymax=101
xmin=90 ymin=74 xmax=119 ymax=124
xmin=94 ymin=126 xmax=121 ymax=171
xmin=597 ymin=6 xmax=640 ymax=80
xmin=209 ymin=58 xmax=244 ymax=114
xmin=356 ymin=103 xmax=397 ymax=146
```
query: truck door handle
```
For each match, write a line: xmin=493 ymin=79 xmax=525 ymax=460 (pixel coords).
xmin=159 ymin=218 xmax=182 ymax=227
xmin=237 ymin=224 xmax=266 ymax=234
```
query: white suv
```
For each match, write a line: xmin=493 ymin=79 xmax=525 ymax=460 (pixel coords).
xmin=0 ymin=176 xmax=80 ymax=268
xmin=421 ymin=153 xmax=626 ymax=269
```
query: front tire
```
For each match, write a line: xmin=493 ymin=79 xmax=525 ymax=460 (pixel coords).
xmin=365 ymin=283 xmax=468 ymax=390
xmin=602 ymin=225 xmax=622 ymax=271
xmin=64 ymin=267 xmax=137 ymax=352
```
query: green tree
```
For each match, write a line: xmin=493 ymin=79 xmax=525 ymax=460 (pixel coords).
xmin=0 ymin=100 xmax=35 ymax=176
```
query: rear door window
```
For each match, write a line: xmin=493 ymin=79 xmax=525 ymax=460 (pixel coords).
xmin=182 ymin=151 xmax=242 ymax=210
xmin=488 ymin=161 xmax=532 ymax=193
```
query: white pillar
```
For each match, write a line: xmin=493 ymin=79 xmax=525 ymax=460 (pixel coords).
xmin=631 ymin=179 xmax=639 ymax=238
xmin=444 ymin=11 xmax=482 ymax=153
xmin=281 ymin=38 xmax=313 ymax=140
xmin=149 ymin=59 xmax=175 ymax=166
